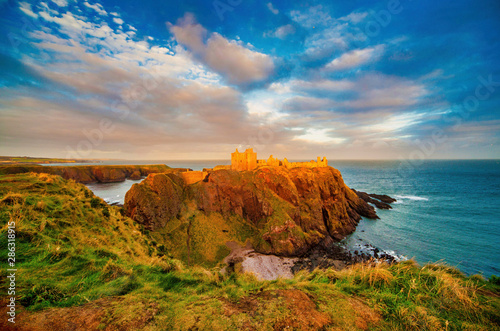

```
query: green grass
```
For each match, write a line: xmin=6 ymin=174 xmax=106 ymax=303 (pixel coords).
xmin=0 ymin=173 xmax=178 ymax=310
xmin=0 ymin=173 xmax=498 ymax=330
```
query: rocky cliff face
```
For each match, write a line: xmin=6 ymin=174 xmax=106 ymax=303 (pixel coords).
xmin=125 ymin=173 xmax=185 ymax=230
xmin=125 ymin=166 xmax=382 ymax=260
xmin=0 ymin=164 xmax=175 ymax=183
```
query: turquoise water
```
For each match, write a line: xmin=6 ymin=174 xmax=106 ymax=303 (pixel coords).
xmin=84 ymin=159 xmax=500 ymax=277
xmin=334 ymin=160 xmax=500 ymax=278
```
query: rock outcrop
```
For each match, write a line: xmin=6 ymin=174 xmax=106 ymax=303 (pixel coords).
xmin=352 ymin=190 xmax=397 ymax=209
xmin=0 ymin=164 xmax=176 ymax=183
xmin=125 ymin=166 xmax=391 ymax=259
xmin=125 ymin=173 xmax=185 ymax=230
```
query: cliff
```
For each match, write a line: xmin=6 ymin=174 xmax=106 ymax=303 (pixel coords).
xmin=125 ymin=166 xmax=381 ymax=263
xmin=0 ymin=164 xmax=176 ymax=183
xmin=1 ymin=172 xmax=497 ymax=331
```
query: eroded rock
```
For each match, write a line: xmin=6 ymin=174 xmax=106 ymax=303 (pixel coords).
xmin=125 ymin=166 xmax=384 ymax=258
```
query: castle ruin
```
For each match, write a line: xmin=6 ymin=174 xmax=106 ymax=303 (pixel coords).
xmin=179 ymin=149 xmax=328 ymax=185
xmin=231 ymin=148 xmax=327 ymax=171
xmin=231 ymin=148 xmax=257 ymax=171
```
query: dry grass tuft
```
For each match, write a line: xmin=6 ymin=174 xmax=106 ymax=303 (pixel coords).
xmin=0 ymin=192 xmax=24 ymax=206
xmin=341 ymin=261 xmax=394 ymax=286
xmin=151 ymin=256 xmax=183 ymax=273
xmin=397 ymin=305 xmax=445 ymax=330
xmin=433 ymin=270 xmax=479 ymax=311
xmin=101 ymin=259 xmax=133 ymax=281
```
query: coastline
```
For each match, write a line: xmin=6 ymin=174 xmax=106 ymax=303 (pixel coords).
xmin=77 ymin=160 xmax=499 ymax=277
xmin=4 ymin=160 xmax=498 ymax=277
xmin=224 ymin=237 xmax=405 ymax=281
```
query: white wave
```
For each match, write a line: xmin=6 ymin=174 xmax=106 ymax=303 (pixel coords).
xmin=383 ymin=250 xmax=408 ymax=262
xmin=394 ymin=195 xmax=429 ymax=201
xmin=348 ymin=243 xmax=407 ymax=262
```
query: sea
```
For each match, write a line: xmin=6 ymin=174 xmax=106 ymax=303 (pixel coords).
xmin=51 ymin=159 xmax=500 ymax=278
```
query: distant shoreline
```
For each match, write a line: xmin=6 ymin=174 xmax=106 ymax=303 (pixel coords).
xmin=0 ymin=156 xmax=99 ymax=165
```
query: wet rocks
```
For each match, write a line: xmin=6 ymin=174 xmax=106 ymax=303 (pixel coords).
xmin=352 ymin=190 xmax=396 ymax=209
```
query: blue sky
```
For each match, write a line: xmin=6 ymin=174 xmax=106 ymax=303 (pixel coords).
xmin=0 ymin=0 xmax=499 ymax=160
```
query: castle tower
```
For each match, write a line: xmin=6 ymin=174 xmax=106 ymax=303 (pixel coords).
xmin=231 ymin=148 xmax=257 ymax=171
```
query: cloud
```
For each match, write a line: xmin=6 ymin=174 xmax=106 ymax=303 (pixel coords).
xmin=51 ymin=0 xmax=68 ymax=7
xmin=290 ymin=6 xmax=377 ymax=61
xmin=290 ymin=5 xmax=332 ymax=28
xmin=301 ymin=24 xmax=349 ymax=59
xmin=7 ymin=1 xmax=496 ymax=160
xmin=278 ymin=73 xmax=427 ymax=111
xmin=38 ymin=11 xmax=93 ymax=37
xmin=339 ymin=11 xmax=368 ymax=24
xmin=293 ymin=128 xmax=346 ymax=144
xmin=265 ymin=24 xmax=295 ymax=39
xmin=168 ymin=13 xmax=274 ymax=85
xmin=19 ymin=2 xmax=37 ymax=18
xmin=0 ymin=80 xmax=265 ymax=158
xmin=267 ymin=2 xmax=279 ymax=15
xmin=2 ymin=3 xmax=284 ymax=159
xmin=344 ymin=74 xmax=427 ymax=109
xmin=324 ymin=45 xmax=385 ymax=71
xmin=83 ymin=1 xmax=107 ymax=16
xmin=369 ymin=112 xmax=426 ymax=133
xmin=292 ymin=79 xmax=355 ymax=92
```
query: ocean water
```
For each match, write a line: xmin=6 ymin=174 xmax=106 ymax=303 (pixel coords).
xmin=83 ymin=159 xmax=500 ymax=277
xmin=334 ymin=160 xmax=500 ymax=278
xmin=86 ymin=179 xmax=144 ymax=206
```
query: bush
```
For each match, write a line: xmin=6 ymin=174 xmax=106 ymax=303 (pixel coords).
xmin=90 ymin=197 xmax=102 ymax=208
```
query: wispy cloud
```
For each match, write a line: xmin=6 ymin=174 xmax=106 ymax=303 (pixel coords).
xmin=339 ymin=11 xmax=368 ymax=24
xmin=19 ymin=2 xmax=37 ymax=18
xmin=51 ymin=0 xmax=68 ymax=7
xmin=83 ymin=1 xmax=107 ymax=16
xmin=324 ymin=45 xmax=385 ymax=71
xmin=290 ymin=5 xmax=332 ymax=28
xmin=265 ymin=24 xmax=295 ymax=39
xmin=267 ymin=2 xmax=279 ymax=15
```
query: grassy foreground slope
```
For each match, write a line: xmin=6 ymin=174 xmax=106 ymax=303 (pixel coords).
xmin=0 ymin=173 xmax=499 ymax=330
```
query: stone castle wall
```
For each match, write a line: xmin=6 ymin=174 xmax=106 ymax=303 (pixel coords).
xmin=229 ymin=149 xmax=328 ymax=171
xmin=180 ymin=170 xmax=208 ymax=185
xmin=282 ymin=156 xmax=328 ymax=169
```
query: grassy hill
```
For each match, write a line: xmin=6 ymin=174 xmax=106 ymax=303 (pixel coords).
xmin=0 ymin=173 xmax=498 ymax=330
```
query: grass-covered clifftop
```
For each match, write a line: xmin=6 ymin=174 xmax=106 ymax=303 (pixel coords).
xmin=0 ymin=173 xmax=499 ymax=330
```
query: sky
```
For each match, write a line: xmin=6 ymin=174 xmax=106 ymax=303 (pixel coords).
xmin=0 ymin=0 xmax=499 ymax=160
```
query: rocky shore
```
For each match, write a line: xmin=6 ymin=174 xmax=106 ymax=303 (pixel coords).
xmin=223 ymin=235 xmax=402 ymax=280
